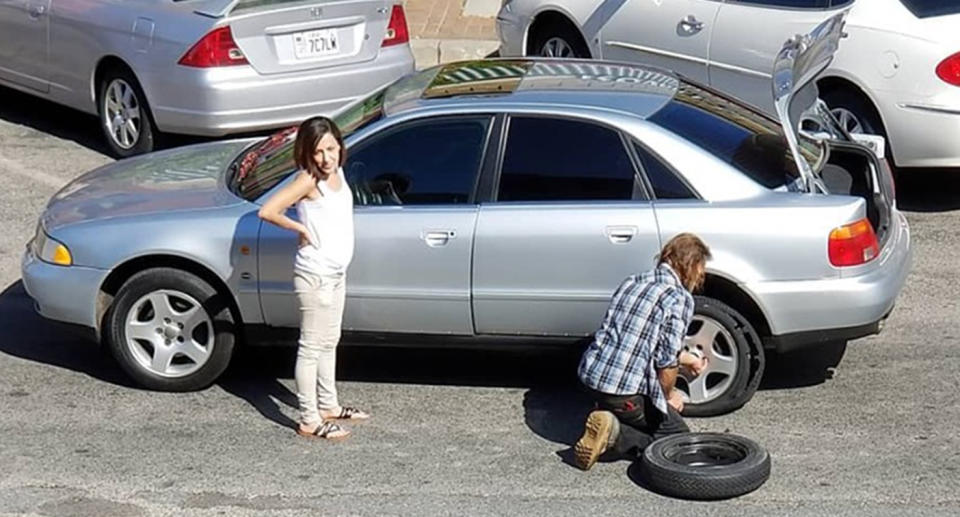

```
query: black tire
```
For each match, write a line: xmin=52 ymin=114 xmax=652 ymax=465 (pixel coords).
xmin=97 ymin=66 xmax=159 ymax=158
xmin=637 ymin=432 xmax=771 ymax=500
xmin=820 ymin=88 xmax=885 ymax=137
xmin=105 ymin=268 xmax=236 ymax=391
xmin=679 ymin=296 xmax=765 ymax=417
xmin=528 ymin=22 xmax=590 ymax=58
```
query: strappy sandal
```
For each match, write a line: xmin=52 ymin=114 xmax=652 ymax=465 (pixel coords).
xmin=326 ymin=406 xmax=370 ymax=420
xmin=296 ymin=421 xmax=350 ymax=441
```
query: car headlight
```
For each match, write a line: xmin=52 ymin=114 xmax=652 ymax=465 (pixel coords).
xmin=31 ymin=226 xmax=72 ymax=266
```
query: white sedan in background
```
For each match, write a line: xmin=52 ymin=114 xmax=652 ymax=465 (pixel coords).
xmin=497 ymin=0 xmax=960 ymax=169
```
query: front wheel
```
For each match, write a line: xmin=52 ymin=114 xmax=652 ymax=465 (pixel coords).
xmin=676 ymin=296 xmax=765 ymax=417
xmin=105 ymin=268 xmax=236 ymax=391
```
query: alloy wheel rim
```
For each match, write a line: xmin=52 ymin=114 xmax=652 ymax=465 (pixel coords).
xmin=124 ymin=289 xmax=214 ymax=378
xmin=103 ymin=79 xmax=142 ymax=149
xmin=540 ymin=37 xmax=573 ymax=58
xmin=830 ymin=107 xmax=865 ymax=134
xmin=677 ymin=315 xmax=740 ymax=405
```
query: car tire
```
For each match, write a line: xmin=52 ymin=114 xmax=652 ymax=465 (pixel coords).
xmin=105 ymin=268 xmax=236 ymax=391
xmin=98 ymin=67 xmax=159 ymax=158
xmin=678 ymin=296 xmax=765 ymax=417
xmin=637 ymin=432 xmax=771 ymax=500
xmin=821 ymin=88 xmax=888 ymax=145
xmin=528 ymin=24 xmax=590 ymax=58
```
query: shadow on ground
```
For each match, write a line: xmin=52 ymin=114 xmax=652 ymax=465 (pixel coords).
xmin=894 ymin=168 xmax=960 ymax=212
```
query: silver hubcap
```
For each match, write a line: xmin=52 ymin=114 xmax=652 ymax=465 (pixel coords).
xmin=124 ymin=290 xmax=214 ymax=378
xmin=677 ymin=315 xmax=740 ymax=405
xmin=831 ymin=107 xmax=865 ymax=134
xmin=103 ymin=78 xmax=142 ymax=149
xmin=540 ymin=37 xmax=573 ymax=58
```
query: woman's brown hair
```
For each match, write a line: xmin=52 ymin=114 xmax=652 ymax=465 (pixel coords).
xmin=658 ymin=233 xmax=712 ymax=292
xmin=294 ymin=116 xmax=346 ymax=181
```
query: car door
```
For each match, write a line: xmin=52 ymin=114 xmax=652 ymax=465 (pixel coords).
xmin=471 ymin=114 xmax=662 ymax=337
xmin=708 ymin=0 xmax=852 ymax=114
xmin=0 ymin=0 xmax=51 ymax=92
xmin=599 ymin=0 xmax=720 ymax=84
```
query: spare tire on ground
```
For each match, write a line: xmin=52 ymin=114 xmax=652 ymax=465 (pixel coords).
xmin=635 ymin=432 xmax=771 ymax=500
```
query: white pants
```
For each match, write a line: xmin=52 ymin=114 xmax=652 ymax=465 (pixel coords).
xmin=293 ymin=270 xmax=346 ymax=425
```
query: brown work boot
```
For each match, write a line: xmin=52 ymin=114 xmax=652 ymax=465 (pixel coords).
xmin=574 ymin=410 xmax=619 ymax=471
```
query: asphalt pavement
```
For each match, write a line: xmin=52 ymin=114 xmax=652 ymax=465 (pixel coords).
xmin=1 ymin=84 xmax=959 ymax=517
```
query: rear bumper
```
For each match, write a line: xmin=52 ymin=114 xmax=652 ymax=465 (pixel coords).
xmin=883 ymin=99 xmax=960 ymax=168
xmin=146 ymin=45 xmax=414 ymax=136
xmin=747 ymin=210 xmax=912 ymax=348
xmin=21 ymin=247 xmax=108 ymax=330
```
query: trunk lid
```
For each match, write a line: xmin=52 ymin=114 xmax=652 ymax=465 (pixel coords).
xmin=208 ymin=0 xmax=394 ymax=75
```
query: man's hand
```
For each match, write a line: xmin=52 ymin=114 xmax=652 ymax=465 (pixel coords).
xmin=679 ymin=350 xmax=709 ymax=377
xmin=667 ymin=389 xmax=685 ymax=413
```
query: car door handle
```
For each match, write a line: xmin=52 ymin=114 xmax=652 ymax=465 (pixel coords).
xmin=28 ymin=4 xmax=47 ymax=18
xmin=422 ymin=230 xmax=456 ymax=247
xmin=605 ymin=226 xmax=637 ymax=244
xmin=679 ymin=15 xmax=704 ymax=33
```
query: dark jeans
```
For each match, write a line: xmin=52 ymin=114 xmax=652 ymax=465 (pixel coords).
xmin=586 ymin=387 xmax=689 ymax=460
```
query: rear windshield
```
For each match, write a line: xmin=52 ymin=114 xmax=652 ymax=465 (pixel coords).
xmin=648 ymin=81 xmax=824 ymax=190
xmin=900 ymin=0 xmax=960 ymax=18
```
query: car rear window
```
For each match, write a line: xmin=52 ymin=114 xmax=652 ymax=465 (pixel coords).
xmin=900 ymin=1 xmax=960 ymax=18
xmin=647 ymin=81 xmax=824 ymax=190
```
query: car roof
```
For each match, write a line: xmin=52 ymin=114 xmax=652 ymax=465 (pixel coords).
xmin=382 ymin=58 xmax=681 ymax=119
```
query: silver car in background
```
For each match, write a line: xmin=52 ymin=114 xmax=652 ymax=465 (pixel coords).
xmin=22 ymin=14 xmax=911 ymax=416
xmin=0 ymin=0 xmax=415 ymax=157
xmin=497 ymin=0 xmax=960 ymax=169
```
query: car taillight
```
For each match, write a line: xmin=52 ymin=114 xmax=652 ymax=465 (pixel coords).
xmin=828 ymin=218 xmax=879 ymax=267
xmin=382 ymin=5 xmax=409 ymax=47
xmin=936 ymin=52 xmax=960 ymax=86
xmin=178 ymin=26 xmax=249 ymax=68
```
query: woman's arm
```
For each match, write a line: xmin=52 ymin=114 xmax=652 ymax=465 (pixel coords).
xmin=257 ymin=172 xmax=315 ymax=243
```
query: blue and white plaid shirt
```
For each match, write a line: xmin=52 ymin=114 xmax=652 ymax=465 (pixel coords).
xmin=578 ymin=263 xmax=694 ymax=414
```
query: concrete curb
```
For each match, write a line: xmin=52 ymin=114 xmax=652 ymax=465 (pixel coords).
xmin=410 ymin=38 xmax=501 ymax=69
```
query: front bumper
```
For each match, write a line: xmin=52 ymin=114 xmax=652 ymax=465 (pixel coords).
xmin=146 ymin=45 xmax=414 ymax=136
xmin=21 ymin=247 xmax=109 ymax=330
xmin=495 ymin=7 xmax=526 ymax=57
xmin=747 ymin=210 xmax=912 ymax=349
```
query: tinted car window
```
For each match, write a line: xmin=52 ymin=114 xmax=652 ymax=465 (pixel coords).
xmin=345 ymin=116 xmax=491 ymax=205
xmin=498 ymin=117 xmax=638 ymax=202
xmin=648 ymin=81 xmax=825 ymax=190
xmin=634 ymin=144 xmax=697 ymax=200
xmin=900 ymin=0 xmax=960 ymax=18
xmin=732 ymin=0 xmax=830 ymax=7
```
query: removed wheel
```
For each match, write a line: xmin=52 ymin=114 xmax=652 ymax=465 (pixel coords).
xmin=638 ymin=432 xmax=771 ymax=500
xmin=98 ymin=67 xmax=159 ymax=158
xmin=105 ymin=267 xmax=236 ymax=391
xmin=677 ymin=296 xmax=765 ymax=417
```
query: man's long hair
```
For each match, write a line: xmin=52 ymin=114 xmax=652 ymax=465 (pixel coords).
xmin=658 ymin=233 xmax=712 ymax=292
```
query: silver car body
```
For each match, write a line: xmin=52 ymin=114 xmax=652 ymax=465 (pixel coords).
xmin=0 ymin=0 xmax=414 ymax=136
xmin=497 ymin=0 xmax=960 ymax=168
xmin=22 ymin=14 xmax=911 ymax=405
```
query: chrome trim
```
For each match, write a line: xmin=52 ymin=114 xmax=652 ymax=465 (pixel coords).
xmin=709 ymin=60 xmax=771 ymax=79
xmin=605 ymin=41 xmax=708 ymax=66
xmin=899 ymin=103 xmax=960 ymax=115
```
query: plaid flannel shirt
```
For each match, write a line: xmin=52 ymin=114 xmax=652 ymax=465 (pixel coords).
xmin=578 ymin=263 xmax=694 ymax=414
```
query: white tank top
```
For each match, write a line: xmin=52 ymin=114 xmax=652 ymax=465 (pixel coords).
xmin=293 ymin=170 xmax=354 ymax=276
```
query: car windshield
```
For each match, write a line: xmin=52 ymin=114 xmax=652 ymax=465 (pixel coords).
xmin=229 ymin=66 xmax=443 ymax=201
xmin=900 ymin=0 xmax=960 ymax=18
xmin=648 ymin=81 xmax=825 ymax=190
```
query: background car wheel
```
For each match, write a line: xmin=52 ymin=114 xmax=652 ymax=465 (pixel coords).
xmin=820 ymin=88 xmax=893 ymax=161
xmin=98 ymin=67 xmax=159 ymax=158
xmin=677 ymin=296 xmax=765 ymax=417
xmin=105 ymin=268 xmax=236 ymax=391
xmin=528 ymin=24 xmax=590 ymax=58
xmin=637 ymin=432 xmax=771 ymax=500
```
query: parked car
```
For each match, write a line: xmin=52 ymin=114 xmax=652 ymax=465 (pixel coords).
xmin=22 ymin=13 xmax=910 ymax=416
xmin=496 ymin=0 xmax=960 ymax=169
xmin=0 ymin=0 xmax=414 ymax=157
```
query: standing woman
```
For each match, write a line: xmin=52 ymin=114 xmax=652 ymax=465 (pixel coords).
xmin=258 ymin=116 xmax=370 ymax=440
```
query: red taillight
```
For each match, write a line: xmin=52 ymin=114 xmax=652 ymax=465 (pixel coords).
xmin=936 ymin=52 xmax=960 ymax=86
xmin=178 ymin=26 xmax=249 ymax=68
xmin=382 ymin=5 xmax=409 ymax=47
xmin=828 ymin=218 xmax=879 ymax=267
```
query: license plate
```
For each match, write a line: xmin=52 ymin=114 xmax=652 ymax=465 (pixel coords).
xmin=293 ymin=29 xmax=340 ymax=59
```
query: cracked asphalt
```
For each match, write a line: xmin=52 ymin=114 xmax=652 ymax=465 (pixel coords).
xmin=1 ymin=84 xmax=959 ymax=517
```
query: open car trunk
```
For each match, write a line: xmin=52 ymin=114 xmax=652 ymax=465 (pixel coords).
xmin=819 ymin=142 xmax=896 ymax=246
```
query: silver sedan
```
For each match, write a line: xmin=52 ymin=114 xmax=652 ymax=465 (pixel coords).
xmin=0 ymin=0 xmax=414 ymax=157
xmin=22 ymin=13 xmax=911 ymax=416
